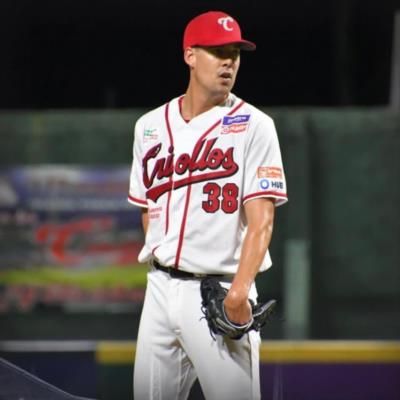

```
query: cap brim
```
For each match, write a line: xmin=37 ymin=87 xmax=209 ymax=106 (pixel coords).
xmin=236 ymin=40 xmax=256 ymax=51
xmin=191 ymin=39 xmax=256 ymax=51
xmin=211 ymin=40 xmax=256 ymax=51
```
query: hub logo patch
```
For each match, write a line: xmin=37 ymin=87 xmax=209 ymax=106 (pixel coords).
xmin=258 ymin=179 xmax=284 ymax=190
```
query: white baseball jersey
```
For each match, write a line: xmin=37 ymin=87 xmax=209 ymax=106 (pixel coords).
xmin=128 ymin=93 xmax=287 ymax=274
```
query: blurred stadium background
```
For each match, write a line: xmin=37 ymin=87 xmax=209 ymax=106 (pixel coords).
xmin=0 ymin=1 xmax=399 ymax=399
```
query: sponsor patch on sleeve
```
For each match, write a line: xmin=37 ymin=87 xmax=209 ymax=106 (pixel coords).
xmin=258 ymin=178 xmax=285 ymax=191
xmin=257 ymin=166 xmax=283 ymax=179
xmin=221 ymin=114 xmax=250 ymax=134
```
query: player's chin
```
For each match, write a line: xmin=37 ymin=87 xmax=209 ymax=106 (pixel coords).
xmin=214 ymin=82 xmax=234 ymax=97
xmin=219 ymin=77 xmax=235 ymax=89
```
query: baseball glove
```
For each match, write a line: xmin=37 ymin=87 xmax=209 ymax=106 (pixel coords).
xmin=200 ymin=277 xmax=277 ymax=340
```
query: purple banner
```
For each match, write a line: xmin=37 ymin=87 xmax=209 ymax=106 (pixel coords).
xmin=261 ymin=363 xmax=400 ymax=400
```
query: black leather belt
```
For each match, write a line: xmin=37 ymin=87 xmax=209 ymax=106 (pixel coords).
xmin=152 ymin=260 xmax=224 ymax=279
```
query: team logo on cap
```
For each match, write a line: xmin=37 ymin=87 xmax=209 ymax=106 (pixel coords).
xmin=218 ymin=16 xmax=234 ymax=31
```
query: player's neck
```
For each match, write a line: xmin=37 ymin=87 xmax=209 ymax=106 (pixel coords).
xmin=182 ymin=85 xmax=229 ymax=121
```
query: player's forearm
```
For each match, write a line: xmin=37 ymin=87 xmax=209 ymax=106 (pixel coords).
xmin=234 ymin=219 xmax=273 ymax=292
xmin=224 ymin=198 xmax=275 ymax=323
xmin=231 ymin=208 xmax=274 ymax=295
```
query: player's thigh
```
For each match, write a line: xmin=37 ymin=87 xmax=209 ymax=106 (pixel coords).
xmin=178 ymin=279 xmax=261 ymax=400
xmin=135 ymin=269 xmax=171 ymax=349
xmin=134 ymin=271 xmax=198 ymax=400
xmin=193 ymin=332 xmax=260 ymax=400
xmin=134 ymin=343 xmax=197 ymax=400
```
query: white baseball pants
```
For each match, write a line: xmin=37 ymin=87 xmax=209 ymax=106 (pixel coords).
xmin=133 ymin=267 xmax=261 ymax=400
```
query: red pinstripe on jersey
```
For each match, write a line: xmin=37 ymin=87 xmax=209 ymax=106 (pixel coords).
xmin=164 ymin=101 xmax=175 ymax=235
xmin=173 ymin=100 xmax=245 ymax=268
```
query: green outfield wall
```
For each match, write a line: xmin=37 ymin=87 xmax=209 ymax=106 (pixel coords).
xmin=0 ymin=108 xmax=399 ymax=340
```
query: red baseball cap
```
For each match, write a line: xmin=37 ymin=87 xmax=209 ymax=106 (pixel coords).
xmin=183 ymin=11 xmax=256 ymax=51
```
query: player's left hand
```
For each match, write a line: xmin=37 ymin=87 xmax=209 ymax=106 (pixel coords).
xmin=200 ymin=277 xmax=277 ymax=340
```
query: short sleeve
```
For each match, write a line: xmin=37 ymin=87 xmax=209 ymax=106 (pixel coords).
xmin=243 ymin=116 xmax=288 ymax=206
xmin=128 ymin=118 xmax=148 ymax=208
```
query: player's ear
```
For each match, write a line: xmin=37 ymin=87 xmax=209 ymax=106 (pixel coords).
xmin=184 ymin=47 xmax=196 ymax=68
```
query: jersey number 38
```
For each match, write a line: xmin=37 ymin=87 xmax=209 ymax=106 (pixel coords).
xmin=202 ymin=182 xmax=239 ymax=214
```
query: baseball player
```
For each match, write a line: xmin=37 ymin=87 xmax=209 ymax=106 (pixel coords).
xmin=128 ymin=10 xmax=287 ymax=400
